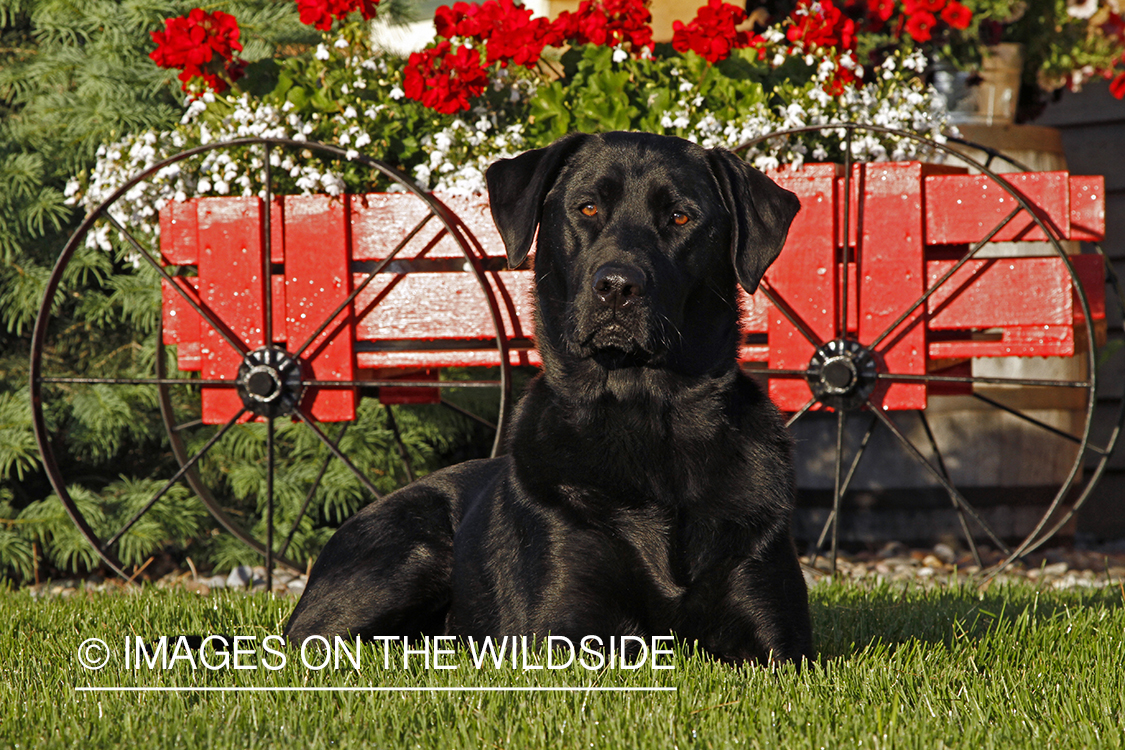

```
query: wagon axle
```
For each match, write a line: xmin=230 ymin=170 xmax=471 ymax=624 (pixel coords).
xmin=806 ymin=339 xmax=879 ymax=412
xmin=235 ymin=347 xmax=304 ymax=418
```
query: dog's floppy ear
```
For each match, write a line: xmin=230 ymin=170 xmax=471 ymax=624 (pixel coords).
xmin=486 ymin=132 xmax=589 ymax=268
xmin=707 ymin=148 xmax=801 ymax=294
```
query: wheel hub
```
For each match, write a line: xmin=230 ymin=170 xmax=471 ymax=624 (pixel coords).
xmin=806 ymin=338 xmax=877 ymax=411
xmin=236 ymin=347 xmax=304 ymax=418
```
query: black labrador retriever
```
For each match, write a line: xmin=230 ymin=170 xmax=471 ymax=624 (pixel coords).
xmin=284 ymin=131 xmax=812 ymax=665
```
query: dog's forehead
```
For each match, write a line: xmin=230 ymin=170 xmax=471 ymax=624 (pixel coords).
xmin=560 ymin=134 xmax=715 ymax=200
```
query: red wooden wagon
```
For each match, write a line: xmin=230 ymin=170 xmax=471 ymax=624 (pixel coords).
xmin=30 ymin=126 xmax=1123 ymax=582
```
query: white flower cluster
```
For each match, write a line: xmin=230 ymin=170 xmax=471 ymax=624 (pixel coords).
xmin=414 ymin=117 xmax=527 ymax=197
xmin=66 ymin=91 xmax=331 ymax=250
xmin=728 ymin=49 xmax=951 ymax=171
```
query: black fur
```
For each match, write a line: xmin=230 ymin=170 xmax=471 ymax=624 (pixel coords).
xmin=284 ymin=131 xmax=812 ymax=664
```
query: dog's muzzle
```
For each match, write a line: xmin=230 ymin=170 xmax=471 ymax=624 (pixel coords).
xmin=579 ymin=263 xmax=660 ymax=368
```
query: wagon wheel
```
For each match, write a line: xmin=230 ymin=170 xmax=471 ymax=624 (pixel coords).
xmin=29 ymin=138 xmax=514 ymax=585
xmin=736 ymin=123 xmax=1124 ymax=575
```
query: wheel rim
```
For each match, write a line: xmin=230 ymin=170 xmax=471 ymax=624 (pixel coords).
xmin=30 ymin=138 xmax=514 ymax=582
xmin=735 ymin=123 xmax=1123 ymax=575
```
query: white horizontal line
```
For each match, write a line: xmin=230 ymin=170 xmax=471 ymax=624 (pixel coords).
xmin=76 ymin=686 xmax=676 ymax=693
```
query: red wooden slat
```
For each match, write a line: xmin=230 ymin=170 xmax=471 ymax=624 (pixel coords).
xmin=858 ymin=163 xmax=928 ymax=409
xmin=765 ymin=165 xmax=838 ymax=411
xmin=197 ymin=197 xmax=266 ymax=423
xmin=925 ymin=255 xmax=1104 ymax=329
xmin=159 ymin=199 xmax=200 ymax=265
xmin=161 ymin=277 xmax=202 ymax=371
xmin=283 ymin=194 xmax=356 ymax=421
xmin=924 ymin=171 xmax=1071 ymax=244
xmin=927 ymin=257 xmax=1071 ymax=328
xmin=356 ymin=349 xmax=541 ymax=369
xmin=351 ymin=193 xmax=510 ymax=261
xmin=1069 ymin=176 xmax=1106 ymax=242
xmin=928 ymin=326 xmax=1075 ymax=358
xmin=352 ymin=270 xmax=533 ymax=342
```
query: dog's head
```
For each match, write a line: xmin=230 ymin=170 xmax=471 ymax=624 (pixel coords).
xmin=487 ymin=132 xmax=799 ymax=392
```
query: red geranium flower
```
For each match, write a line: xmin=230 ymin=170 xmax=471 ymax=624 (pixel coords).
xmin=435 ymin=0 xmax=553 ymax=68
xmin=671 ymin=0 xmax=751 ymax=63
xmin=786 ymin=0 xmax=857 ymax=51
xmin=297 ymin=0 xmax=380 ymax=31
xmin=904 ymin=10 xmax=937 ymax=41
xmin=403 ymin=40 xmax=489 ymax=114
xmin=1110 ymin=69 xmax=1125 ymax=99
xmin=150 ymin=9 xmax=245 ymax=93
xmin=939 ymin=0 xmax=972 ymax=30
xmin=868 ymin=0 xmax=895 ymax=23
xmin=551 ymin=0 xmax=654 ymax=51
xmin=903 ymin=0 xmax=945 ymax=13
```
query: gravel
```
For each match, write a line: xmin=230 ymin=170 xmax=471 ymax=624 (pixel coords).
xmin=799 ymin=541 xmax=1125 ymax=591
xmin=22 ymin=542 xmax=1125 ymax=599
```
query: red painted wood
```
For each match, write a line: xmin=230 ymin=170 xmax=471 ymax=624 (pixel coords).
xmin=765 ymin=164 xmax=838 ymax=410
xmin=283 ymin=195 xmax=356 ymax=421
xmin=927 ymin=257 xmax=1082 ymax=329
xmin=355 ymin=348 xmax=541 ymax=369
xmin=157 ymin=168 xmax=1108 ymax=417
xmin=161 ymin=277 xmax=202 ymax=371
xmin=1069 ymin=176 xmax=1106 ymax=242
xmin=859 ymin=163 xmax=929 ymax=410
xmin=928 ymin=325 xmax=1075 ymax=358
xmin=159 ymin=199 xmax=200 ymax=265
xmin=351 ymin=270 xmax=533 ymax=343
xmin=197 ymin=197 xmax=266 ymax=423
xmin=924 ymin=171 xmax=1072 ymax=243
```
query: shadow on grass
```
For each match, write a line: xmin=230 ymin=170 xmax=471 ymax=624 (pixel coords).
xmin=808 ymin=578 xmax=1125 ymax=660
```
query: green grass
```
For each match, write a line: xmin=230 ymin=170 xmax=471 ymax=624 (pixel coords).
xmin=2 ymin=580 xmax=1123 ymax=749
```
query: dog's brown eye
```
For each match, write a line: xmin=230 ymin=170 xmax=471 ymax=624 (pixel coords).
xmin=580 ymin=203 xmax=598 ymax=217
xmin=672 ymin=212 xmax=690 ymax=226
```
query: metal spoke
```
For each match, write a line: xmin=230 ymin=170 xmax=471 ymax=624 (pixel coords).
xmin=262 ymin=143 xmax=274 ymax=349
xmin=105 ymin=214 xmax=248 ymax=357
xmin=278 ymin=423 xmax=350 ymax=560
xmin=102 ymin=408 xmax=248 ymax=550
xmin=289 ymin=212 xmax=439 ymax=362
xmin=302 ymin=379 xmax=502 ymax=389
xmin=784 ymin=397 xmax=817 ymax=429
xmin=265 ymin=416 xmax=275 ymax=592
xmin=829 ymin=409 xmax=846 ymax=573
xmin=294 ymin=409 xmax=384 ymax=500
xmin=876 ymin=372 xmax=1090 ymax=389
xmin=440 ymin=398 xmax=498 ymax=431
xmin=868 ymin=207 xmax=1022 ymax=353
xmin=867 ymin=403 xmax=1011 ymax=555
xmin=917 ymin=411 xmax=982 ymax=567
xmin=173 ymin=419 xmax=203 ymax=433
xmin=741 ymin=368 xmax=811 ymax=379
xmin=758 ymin=283 xmax=824 ymax=349
xmin=37 ymin=377 xmax=238 ymax=386
xmin=971 ymin=392 xmax=1106 ymax=453
xmin=811 ymin=413 xmax=877 ymax=566
xmin=384 ymin=405 xmax=416 ymax=484
xmin=839 ymin=128 xmax=853 ymax=341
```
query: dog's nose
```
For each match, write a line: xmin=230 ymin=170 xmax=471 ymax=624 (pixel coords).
xmin=592 ymin=264 xmax=646 ymax=310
